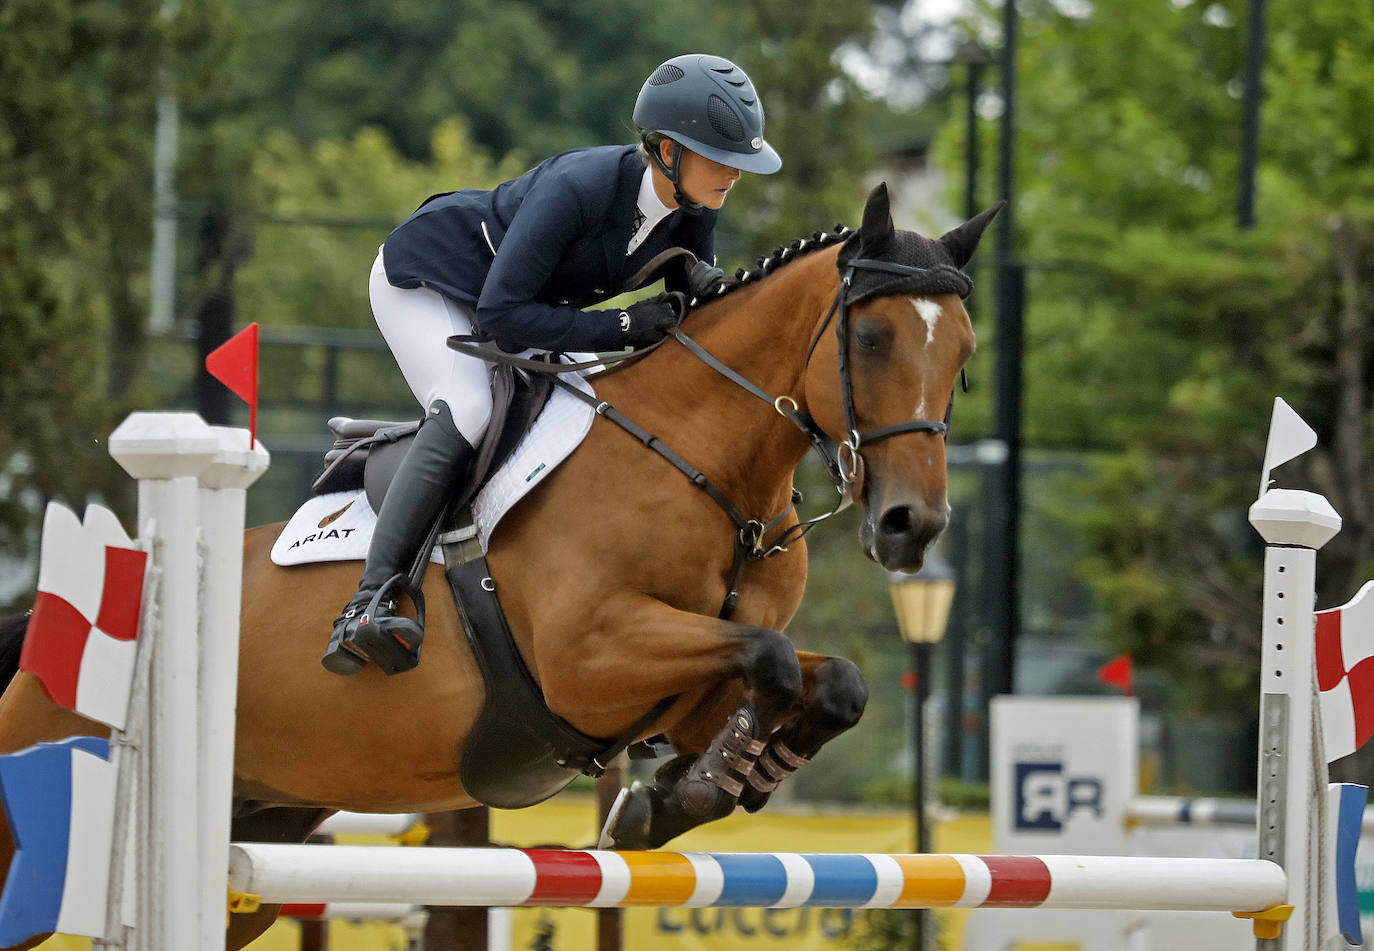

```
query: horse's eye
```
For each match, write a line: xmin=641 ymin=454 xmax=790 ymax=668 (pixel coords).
xmin=855 ymin=320 xmax=890 ymax=353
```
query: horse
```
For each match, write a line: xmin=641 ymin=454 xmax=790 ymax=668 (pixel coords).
xmin=0 ymin=183 xmax=1000 ymax=950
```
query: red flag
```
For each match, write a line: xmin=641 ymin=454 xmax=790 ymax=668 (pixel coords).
xmin=205 ymin=322 xmax=259 ymax=447
xmin=1096 ymin=653 xmax=1134 ymax=695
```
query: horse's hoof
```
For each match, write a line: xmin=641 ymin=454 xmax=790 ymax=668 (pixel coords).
xmin=738 ymin=787 xmax=772 ymax=814
xmin=598 ymin=781 xmax=651 ymax=850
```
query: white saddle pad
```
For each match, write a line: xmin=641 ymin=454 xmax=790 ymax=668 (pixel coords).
xmin=271 ymin=373 xmax=597 ymax=567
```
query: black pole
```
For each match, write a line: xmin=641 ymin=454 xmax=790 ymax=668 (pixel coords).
xmin=912 ymin=640 xmax=932 ymax=951
xmin=943 ymin=518 xmax=971 ymax=781
xmin=194 ymin=210 xmax=234 ymax=424
xmin=1237 ymin=0 xmax=1267 ymax=229
xmin=977 ymin=0 xmax=1024 ymax=779
xmin=962 ymin=47 xmax=986 ymax=221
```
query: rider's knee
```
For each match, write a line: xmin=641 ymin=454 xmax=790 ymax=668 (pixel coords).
xmin=428 ymin=387 xmax=491 ymax=446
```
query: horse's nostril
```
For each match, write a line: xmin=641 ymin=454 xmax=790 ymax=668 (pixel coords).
xmin=879 ymin=505 xmax=914 ymax=537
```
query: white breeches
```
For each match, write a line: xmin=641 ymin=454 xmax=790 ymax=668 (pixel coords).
xmin=370 ymin=249 xmax=493 ymax=445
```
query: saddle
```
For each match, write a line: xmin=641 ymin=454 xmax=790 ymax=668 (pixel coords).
xmin=314 ymin=362 xmax=550 ymax=515
xmin=312 ymin=364 xmax=664 ymax=808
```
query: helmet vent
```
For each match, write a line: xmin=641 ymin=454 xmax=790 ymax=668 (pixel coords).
xmin=725 ymin=78 xmax=747 ymax=87
xmin=648 ymin=63 xmax=685 ymax=85
xmin=707 ymin=94 xmax=746 ymax=142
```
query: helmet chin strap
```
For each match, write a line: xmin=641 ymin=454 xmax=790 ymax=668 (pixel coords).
xmin=649 ymin=139 xmax=706 ymax=216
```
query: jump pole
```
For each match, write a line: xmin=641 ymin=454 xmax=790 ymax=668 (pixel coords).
xmin=227 ymin=845 xmax=1286 ymax=914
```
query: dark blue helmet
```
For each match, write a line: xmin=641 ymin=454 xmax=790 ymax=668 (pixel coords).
xmin=634 ymin=54 xmax=781 ymax=175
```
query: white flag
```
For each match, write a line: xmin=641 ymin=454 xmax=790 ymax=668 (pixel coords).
xmin=1258 ymin=397 xmax=1318 ymax=498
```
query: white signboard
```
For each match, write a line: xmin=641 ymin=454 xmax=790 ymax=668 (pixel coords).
xmin=991 ymin=695 xmax=1138 ymax=855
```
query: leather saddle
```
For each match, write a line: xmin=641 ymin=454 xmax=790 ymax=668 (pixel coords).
xmin=315 ymin=362 xmax=549 ymax=515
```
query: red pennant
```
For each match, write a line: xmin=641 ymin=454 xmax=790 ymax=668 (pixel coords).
xmin=1096 ymin=653 xmax=1134 ymax=695
xmin=205 ymin=322 xmax=259 ymax=447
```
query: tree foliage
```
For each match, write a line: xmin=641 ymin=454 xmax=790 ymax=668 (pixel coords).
xmin=938 ymin=0 xmax=1374 ymax=759
xmin=0 ymin=0 xmax=173 ymax=564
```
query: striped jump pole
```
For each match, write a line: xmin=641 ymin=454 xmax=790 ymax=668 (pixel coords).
xmin=227 ymin=845 xmax=1287 ymax=915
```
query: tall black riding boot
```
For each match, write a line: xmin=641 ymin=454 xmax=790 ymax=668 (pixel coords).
xmin=322 ymin=401 xmax=475 ymax=676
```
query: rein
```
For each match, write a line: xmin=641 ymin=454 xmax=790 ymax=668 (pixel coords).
xmin=444 ymin=251 xmax=957 ymax=620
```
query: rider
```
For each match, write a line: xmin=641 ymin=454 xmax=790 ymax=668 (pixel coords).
xmin=323 ymin=53 xmax=782 ymax=676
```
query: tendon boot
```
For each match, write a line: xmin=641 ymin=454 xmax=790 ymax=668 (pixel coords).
xmin=322 ymin=401 xmax=475 ymax=676
xmin=598 ymin=705 xmax=766 ymax=850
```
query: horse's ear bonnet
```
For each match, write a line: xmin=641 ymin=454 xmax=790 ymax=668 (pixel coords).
xmin=837 ymin=183 xmax=1006 ymax=304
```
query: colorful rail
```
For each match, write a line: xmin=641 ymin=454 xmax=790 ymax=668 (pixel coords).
xmin=228 ymin=844 xmax=1287 ymax=913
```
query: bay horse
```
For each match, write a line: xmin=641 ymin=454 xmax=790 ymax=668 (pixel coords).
xmin=0 ymin=183 xmax=1000 ymax=950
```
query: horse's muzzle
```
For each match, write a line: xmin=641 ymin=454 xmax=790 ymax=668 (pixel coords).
xmin=862 ymin=499 xmax=950 ymax=572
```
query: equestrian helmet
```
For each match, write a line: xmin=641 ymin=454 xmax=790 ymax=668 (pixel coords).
xmin=633 ymin=54 xmax=782 ymax=175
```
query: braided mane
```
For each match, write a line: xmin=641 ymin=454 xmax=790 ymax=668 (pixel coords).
xmin=692 ymin=226 xmax=854 ymax=306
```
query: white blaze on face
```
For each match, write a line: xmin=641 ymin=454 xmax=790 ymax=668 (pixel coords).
xmin=911 ymin=297 xmax=942 ymax=345
xmin=908 ymin=297 xmax=944 ymax=420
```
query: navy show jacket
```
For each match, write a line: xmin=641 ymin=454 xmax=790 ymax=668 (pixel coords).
xmin=381 ymin=144 xmax=717 ymax=353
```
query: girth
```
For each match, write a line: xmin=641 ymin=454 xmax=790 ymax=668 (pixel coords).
xmin=445 ymin=552 xmax=671 ymax=808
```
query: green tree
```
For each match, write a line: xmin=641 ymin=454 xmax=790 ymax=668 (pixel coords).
xmin=937 ymin=0 xmax=1374 ymax=777
xmin=221 ymin=0 xmax=734 ymax=161
xmin=0 ymin=0 xmax=214 ymax=596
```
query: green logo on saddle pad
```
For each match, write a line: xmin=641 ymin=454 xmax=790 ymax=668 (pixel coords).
xmin=525 ymin=462 xmax=546 ymax=483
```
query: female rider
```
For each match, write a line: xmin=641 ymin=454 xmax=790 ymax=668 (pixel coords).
xmin=323 ymin=53 xmax=781 ymax=676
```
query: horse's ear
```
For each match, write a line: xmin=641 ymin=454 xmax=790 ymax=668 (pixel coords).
xmin=857 ymin=182 xmax=896 ymax=252
xmin=939 ymin=200 xmax=1006 ymax=268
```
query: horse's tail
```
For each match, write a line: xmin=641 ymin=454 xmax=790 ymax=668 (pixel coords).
xmin=0 ymin=612 xmax=29 ymax=693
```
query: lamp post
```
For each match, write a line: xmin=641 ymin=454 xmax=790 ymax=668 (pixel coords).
xmin=889 ymin=554 xmax=956 ymax=951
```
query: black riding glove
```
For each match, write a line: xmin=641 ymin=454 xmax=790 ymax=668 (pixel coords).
xmin=686 ymin=260 xmax=732 ymax=299
xmin=618 ymin=297 xmax=681 ymax=349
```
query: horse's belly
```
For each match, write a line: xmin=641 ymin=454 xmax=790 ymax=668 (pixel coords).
xmin=235 ymin=548 xmax=485 ymax=811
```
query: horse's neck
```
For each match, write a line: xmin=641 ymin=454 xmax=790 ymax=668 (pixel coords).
xmin=605 ymin=250 xmax=839 ymax=515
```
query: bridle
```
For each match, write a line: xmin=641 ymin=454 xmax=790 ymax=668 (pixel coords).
xmin=805 ymin=256 xmax=965 ymax=496
xmin=669 ymin=252 xmax=964 ymax=511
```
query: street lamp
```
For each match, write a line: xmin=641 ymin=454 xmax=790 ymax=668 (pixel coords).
xmin=889 ymin=553 xmax=956 ymax=951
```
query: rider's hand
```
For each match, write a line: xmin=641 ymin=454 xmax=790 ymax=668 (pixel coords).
xmin=686 ymin=260 xmax=732 ymax=299
xmin=618 ymin=297 xmax=681 ymax=349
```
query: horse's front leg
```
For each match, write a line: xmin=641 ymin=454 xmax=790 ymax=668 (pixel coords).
xmin=738 ymin=652 xmax=869 ymax=814
xmin=551 ymin=601 xmax=804 ymax=851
